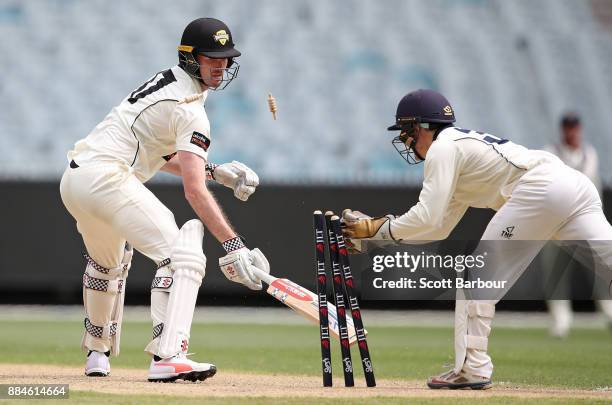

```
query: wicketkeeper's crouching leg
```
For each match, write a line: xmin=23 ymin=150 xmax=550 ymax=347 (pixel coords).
xmin=82 ymin=243 xmax=132 ymax=376
xmin=145 ymin=219 xmax=216 ymax=382
xmin=427 ymin=290 xmax=495 ymax=390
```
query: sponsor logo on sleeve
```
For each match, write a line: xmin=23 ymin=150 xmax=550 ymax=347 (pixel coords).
xmin=190 ymin=131 xmax=211 ymax=151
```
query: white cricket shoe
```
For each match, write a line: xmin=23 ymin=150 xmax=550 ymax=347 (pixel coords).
xmin=85 ymin=351 xmax=110 ymax=377
xmin=148 ymin=353 xmax=217 ymax=383
xmin=427 ymin=369 xmax=492 ymax=390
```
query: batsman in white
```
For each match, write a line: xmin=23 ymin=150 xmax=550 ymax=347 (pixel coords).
xmin=60 ymin=17 xmax=270 ymax=382
xmin=341 ymin=89 xmax=612 ymax=390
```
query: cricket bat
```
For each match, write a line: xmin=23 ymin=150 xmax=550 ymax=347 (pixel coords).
xmin=251 ymin=267 xmax=364 ymax=345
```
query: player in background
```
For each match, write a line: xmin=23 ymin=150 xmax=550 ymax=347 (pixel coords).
xmin=542 ymin=112 xmax=612 ymax=337
xmin=341 ymin=89 xmax=612 ymax=389
xmin=60 ymin=18 xmax=270 ymax=382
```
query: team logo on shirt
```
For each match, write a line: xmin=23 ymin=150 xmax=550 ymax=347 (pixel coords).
xmin=501 ymin=226 xmax=515 ymax=239
xmin=443 ymin=105 xmax=453 ymax=116
xmin=213 ymin=30 xmax=230 ymax=45
xmin=190 ymin=131 xmax=211 ymax=151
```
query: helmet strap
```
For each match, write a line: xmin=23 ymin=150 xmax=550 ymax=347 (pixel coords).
xmin=412 ymin=137 xmax=426 ymax=161
xmin=178 ymin=51 xmax=203 ymax=80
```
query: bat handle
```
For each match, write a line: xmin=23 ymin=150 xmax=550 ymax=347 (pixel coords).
xmin=250 ymin=266 xmax=275 ymax=285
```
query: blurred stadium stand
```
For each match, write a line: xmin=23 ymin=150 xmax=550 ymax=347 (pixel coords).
xmin=0 ymin=0 xmax=611 ymax=185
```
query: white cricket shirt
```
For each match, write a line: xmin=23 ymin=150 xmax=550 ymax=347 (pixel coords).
xmin=67 ymin=66 xmax=210 ymax=182
xmin=391 ymin=127 xmax=564 ymax=240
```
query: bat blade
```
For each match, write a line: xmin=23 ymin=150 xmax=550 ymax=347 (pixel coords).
xmin=266 ymin=277 xmax=364 ymax=345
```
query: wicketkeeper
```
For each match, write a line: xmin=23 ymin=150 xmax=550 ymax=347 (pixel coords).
xmin=341 ymin=89 xmax=612 ymax=390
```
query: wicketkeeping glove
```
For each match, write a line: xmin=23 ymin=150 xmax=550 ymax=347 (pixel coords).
xmin=341 ymin=209 xmax=396 ymax=252
xmin=209 ymin=161 xmax=259 ymax=201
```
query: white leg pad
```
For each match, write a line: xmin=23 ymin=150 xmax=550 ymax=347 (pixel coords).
xmin=467 ymin=301 xmax=495 ymax=319
xmin=157 ymin=220 xmax=206 ymax=359
xmin=110 ymin=244 xmax=132 ymax=356
xmin=81 ymin=244 xmax=132 ymax=356
xmin=466 ymin=335 xmax=489 ymax=351
xmin=144 ymin=265 xmax=173 ymax=355
xmin=454 ymin=296 xmax=496 ymax=375
xmin=453 ymin=296 xmax=468 ymax=374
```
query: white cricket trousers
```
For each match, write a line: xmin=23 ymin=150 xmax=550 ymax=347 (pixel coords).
xmin=60 ymin=162 xmax=180 ymax=268
xmin=457 ymin=162 xmax=612 ymax=378
xmin=60 ymin=162 xmax=181 ymax=354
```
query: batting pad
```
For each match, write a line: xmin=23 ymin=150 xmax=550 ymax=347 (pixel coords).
xmin=81 ymin=244 xmax=132 ymax=356
xmin=144 ymin=265 xmax=173 ymax=356
xmin=158 ymin=220 xmax=206 ymax=359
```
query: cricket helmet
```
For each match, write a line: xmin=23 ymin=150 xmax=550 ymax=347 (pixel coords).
xmin=178 ymin=17 xmax=241 ymax=90
xmin=388 ymin=89 xmax=456 ymax=164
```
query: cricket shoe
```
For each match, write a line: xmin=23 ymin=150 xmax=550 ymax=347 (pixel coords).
xmin=148 ymin=353 xmax=217 ymax=383
xmin=427 ymin=369 xmax=492 ymax=390
xmin=85 ymin=350 xmax=110 ymax=377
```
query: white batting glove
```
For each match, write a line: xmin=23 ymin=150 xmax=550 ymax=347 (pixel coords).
xmin=211 ymin=161 xmax=259 ymax=201
xmin=219 ymin=237 xmax=270 ymax=290
xmin=249 ymin=248 xmax=270 ymax=279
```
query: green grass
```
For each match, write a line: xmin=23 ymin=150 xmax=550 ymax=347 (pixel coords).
xmin=0 ymin=320 xmax=611 ymax=391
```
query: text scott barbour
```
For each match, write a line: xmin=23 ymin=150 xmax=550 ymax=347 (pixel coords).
xmin=370 ymin=252 xmax=508 ymax=290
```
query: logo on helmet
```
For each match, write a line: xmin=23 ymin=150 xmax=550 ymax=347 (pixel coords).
xmin=213 ymin=30 xmax=229 ymax=45
xmin=443 ymin=105 xmax=453 ymax=116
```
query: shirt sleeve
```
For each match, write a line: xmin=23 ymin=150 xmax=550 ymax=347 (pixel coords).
xmin=171 ymin=103 xmax=211 ymax=162
xmin=390 ymin=140 xmax=464 ymax=241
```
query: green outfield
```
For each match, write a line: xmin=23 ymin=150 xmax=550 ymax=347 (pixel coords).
xmin=0 ymin=319 xmax=610 ymax=403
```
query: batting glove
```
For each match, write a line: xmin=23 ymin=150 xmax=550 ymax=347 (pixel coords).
xmin=208 ymin=161 xmax=259 ymax=201
xmin=219 ymin=237 xmax=270 ymax=290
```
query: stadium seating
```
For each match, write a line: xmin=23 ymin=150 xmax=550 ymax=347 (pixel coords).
xmin=0 ymin=0 xmax=610 ymax=185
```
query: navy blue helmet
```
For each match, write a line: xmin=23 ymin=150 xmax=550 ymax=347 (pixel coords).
xmin=388 ymin=89 xmax=455 ymax=164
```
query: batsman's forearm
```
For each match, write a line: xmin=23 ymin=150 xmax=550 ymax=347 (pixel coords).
xmin=160 ymin=154 xmax=217 ymax=181
xmin=185 ymin=185 xmax=236 ymax=243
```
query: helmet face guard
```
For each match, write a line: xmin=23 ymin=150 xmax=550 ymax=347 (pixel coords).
xmin=178 ymin=45 xmax=239 ymax=90
xmin=391 ymin=118 xmax=428 ymax=165
xmin=387 ymin=89 xmax=456 ymax=165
